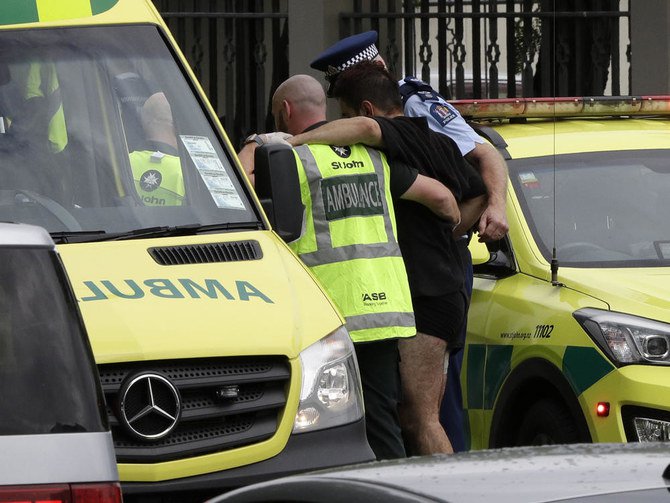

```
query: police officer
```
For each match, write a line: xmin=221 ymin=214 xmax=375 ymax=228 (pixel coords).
xmin=239 ymin=74 xmax=461 ymax=460
xmin=311 ymin=31 xmax=508 ymax=240
xmin=129 ymin=92 xmax=185 ymax=206
xmin=309 ymin=31 xmax=510 ymax=452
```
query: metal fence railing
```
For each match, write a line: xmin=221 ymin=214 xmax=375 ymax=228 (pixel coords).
xmin=339 ymin=0 xmax=630 ymax=100
xmin=153 ymin=1 xmax=630 ymax=141
xmin=153 ymin=0 xmax=288 ymax=148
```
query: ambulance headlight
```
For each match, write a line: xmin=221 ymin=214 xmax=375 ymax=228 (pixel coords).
xmin=574 ymin=309 xmax=670 ymax=365
xmin=293 ymin=326 xmax=364 ymax=433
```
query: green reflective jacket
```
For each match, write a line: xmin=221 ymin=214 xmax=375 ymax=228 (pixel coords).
xmin=130 ymin=150 xmax=184 ymax=206
xmin=290 ymin=143 xmax=415 ymax=343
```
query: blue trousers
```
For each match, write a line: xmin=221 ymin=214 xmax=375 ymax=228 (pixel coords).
xmin=440 ymin=240 xmax=473 ymax=452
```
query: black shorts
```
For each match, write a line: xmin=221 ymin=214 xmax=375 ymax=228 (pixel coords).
xmin=413 ymin=291 xmax=467 ymax=349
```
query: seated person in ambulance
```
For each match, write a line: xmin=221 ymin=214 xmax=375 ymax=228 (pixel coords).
xmin=129 ymin=91 xmax=185 ymax=206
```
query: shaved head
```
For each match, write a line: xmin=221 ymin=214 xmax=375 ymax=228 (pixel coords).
xmin=272 ymin=75 xmax=327 ymax=135
xmin=273 ymin=74 xmax=326 ymax=111
xmin=142 ymin=92 xmax=173 ymax=128
xmin=141 ymin=91 xmax=177 ymax=149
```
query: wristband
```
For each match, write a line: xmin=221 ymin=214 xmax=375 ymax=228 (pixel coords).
xmin=244 ymin=134 xmax=264 ymax=146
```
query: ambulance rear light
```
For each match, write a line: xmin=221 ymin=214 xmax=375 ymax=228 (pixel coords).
xmin=0 ymin=482 xmax=122 ymax=503
xmin=451 ymin=96 xmax=670 ymax=119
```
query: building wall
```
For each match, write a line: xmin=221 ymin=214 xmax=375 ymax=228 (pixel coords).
xmin=630 ymin=0 xmax=670 ymax=94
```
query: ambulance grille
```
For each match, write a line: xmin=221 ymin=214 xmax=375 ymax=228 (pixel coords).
xmin=148 ymin=240 xmax=262 ymax=265
xmin=97 ymin=356 xmax=290 ymax=463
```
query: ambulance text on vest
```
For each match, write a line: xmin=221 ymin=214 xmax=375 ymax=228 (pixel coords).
xmin=321 ymin=174 xmax=385 ymax=220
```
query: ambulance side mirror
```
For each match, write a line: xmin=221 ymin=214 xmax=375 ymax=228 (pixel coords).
xmin=469 ymin=238 xmax=491 ymax=266
xmin=470 ymin=237 xmax=516 ymax=279
xmin=253 ymin=144 xmax=304 ymax=242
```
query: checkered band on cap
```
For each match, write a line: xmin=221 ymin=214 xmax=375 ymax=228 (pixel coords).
xmin=324 ymin=44 xmax=380 ymax=79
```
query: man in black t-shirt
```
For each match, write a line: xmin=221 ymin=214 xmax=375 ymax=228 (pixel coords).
xmin=289 ymin=62 xmax=487 ymax=455
xmin=239 ymin=74 xmax=462 ymax=461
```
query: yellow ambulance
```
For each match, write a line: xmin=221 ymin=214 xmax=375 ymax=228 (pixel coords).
xmin=454 ymin=97 xmax=670 ymax=450
xmin=0 ymin=1 xmax=372 ymax=501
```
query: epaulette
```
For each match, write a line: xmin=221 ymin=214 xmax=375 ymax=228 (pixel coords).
xmin=399 ymin=77 xmax=446 ymax=105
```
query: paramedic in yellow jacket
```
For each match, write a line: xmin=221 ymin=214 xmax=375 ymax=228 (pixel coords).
xmin=238 ymin=74 xmax=460 ymax=460
xmin=130 ymin=92 xmax=184 ymax=206
xmin=11 ymin=61 xmax=67 ymax=153
xmin=25 ymin=61 xmax=67 ymax=153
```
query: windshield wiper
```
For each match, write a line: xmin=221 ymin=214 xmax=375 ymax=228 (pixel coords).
xmin=50 ymin=230 xmax=107 ymax=244
xmin=108 ymin=221 xmax=263 ymax=241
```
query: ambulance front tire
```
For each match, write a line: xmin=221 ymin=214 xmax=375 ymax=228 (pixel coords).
xmin=515 ymin=398 xmax=582 ymax=446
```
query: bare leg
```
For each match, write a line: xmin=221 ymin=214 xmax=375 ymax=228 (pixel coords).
xmin=399 ymin=332 xmax=453 ymax=455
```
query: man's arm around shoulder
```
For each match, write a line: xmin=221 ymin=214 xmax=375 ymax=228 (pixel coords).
xmin=289 ymin=117 xmax=384 ymax=148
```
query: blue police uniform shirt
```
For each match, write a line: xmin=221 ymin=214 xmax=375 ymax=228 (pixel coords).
xmin=399 ymin=78 xmax=483 ymax=157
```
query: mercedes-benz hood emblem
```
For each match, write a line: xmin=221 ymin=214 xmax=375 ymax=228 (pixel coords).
xmin=118 ymin=372 xmax=181 ymax=441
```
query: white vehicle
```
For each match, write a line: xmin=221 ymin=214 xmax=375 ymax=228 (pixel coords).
xmin=0 ymin=223 xmax=121 ymax=502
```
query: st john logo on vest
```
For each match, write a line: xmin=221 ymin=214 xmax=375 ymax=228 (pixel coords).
xmin=321 ymin=174 xmax=384 ymax=220
xmin=330 ymin=145 xmax=351 ymax=158
xmin=140 ymin=169 xmax=163 ymax=192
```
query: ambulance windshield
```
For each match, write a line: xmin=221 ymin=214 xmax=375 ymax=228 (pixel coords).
xmin=512 ymin=150 xmax=670 ymax=267
xmin=0 ymin=25 xmax=259 ymax=239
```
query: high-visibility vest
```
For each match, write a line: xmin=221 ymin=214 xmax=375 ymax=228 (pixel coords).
xmin=290 ymin=143 xmax=415 ymax=343
xmin=23 ymin=62 xmax=67 ymax=153
xmin=129 ymin=150 xmax=185 ymax=206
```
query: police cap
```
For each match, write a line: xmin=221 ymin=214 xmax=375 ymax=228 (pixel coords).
xmin=310 ymin=30 xmax=379 ymax=83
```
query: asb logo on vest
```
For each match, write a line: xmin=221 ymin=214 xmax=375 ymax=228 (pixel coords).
xmin=362 ymin=291 xmax=387 ymax=303
xmin=140 ymin=169 xmax=163 ymax=192
xmin=330 ymin=145 xmax=351 ymax=158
